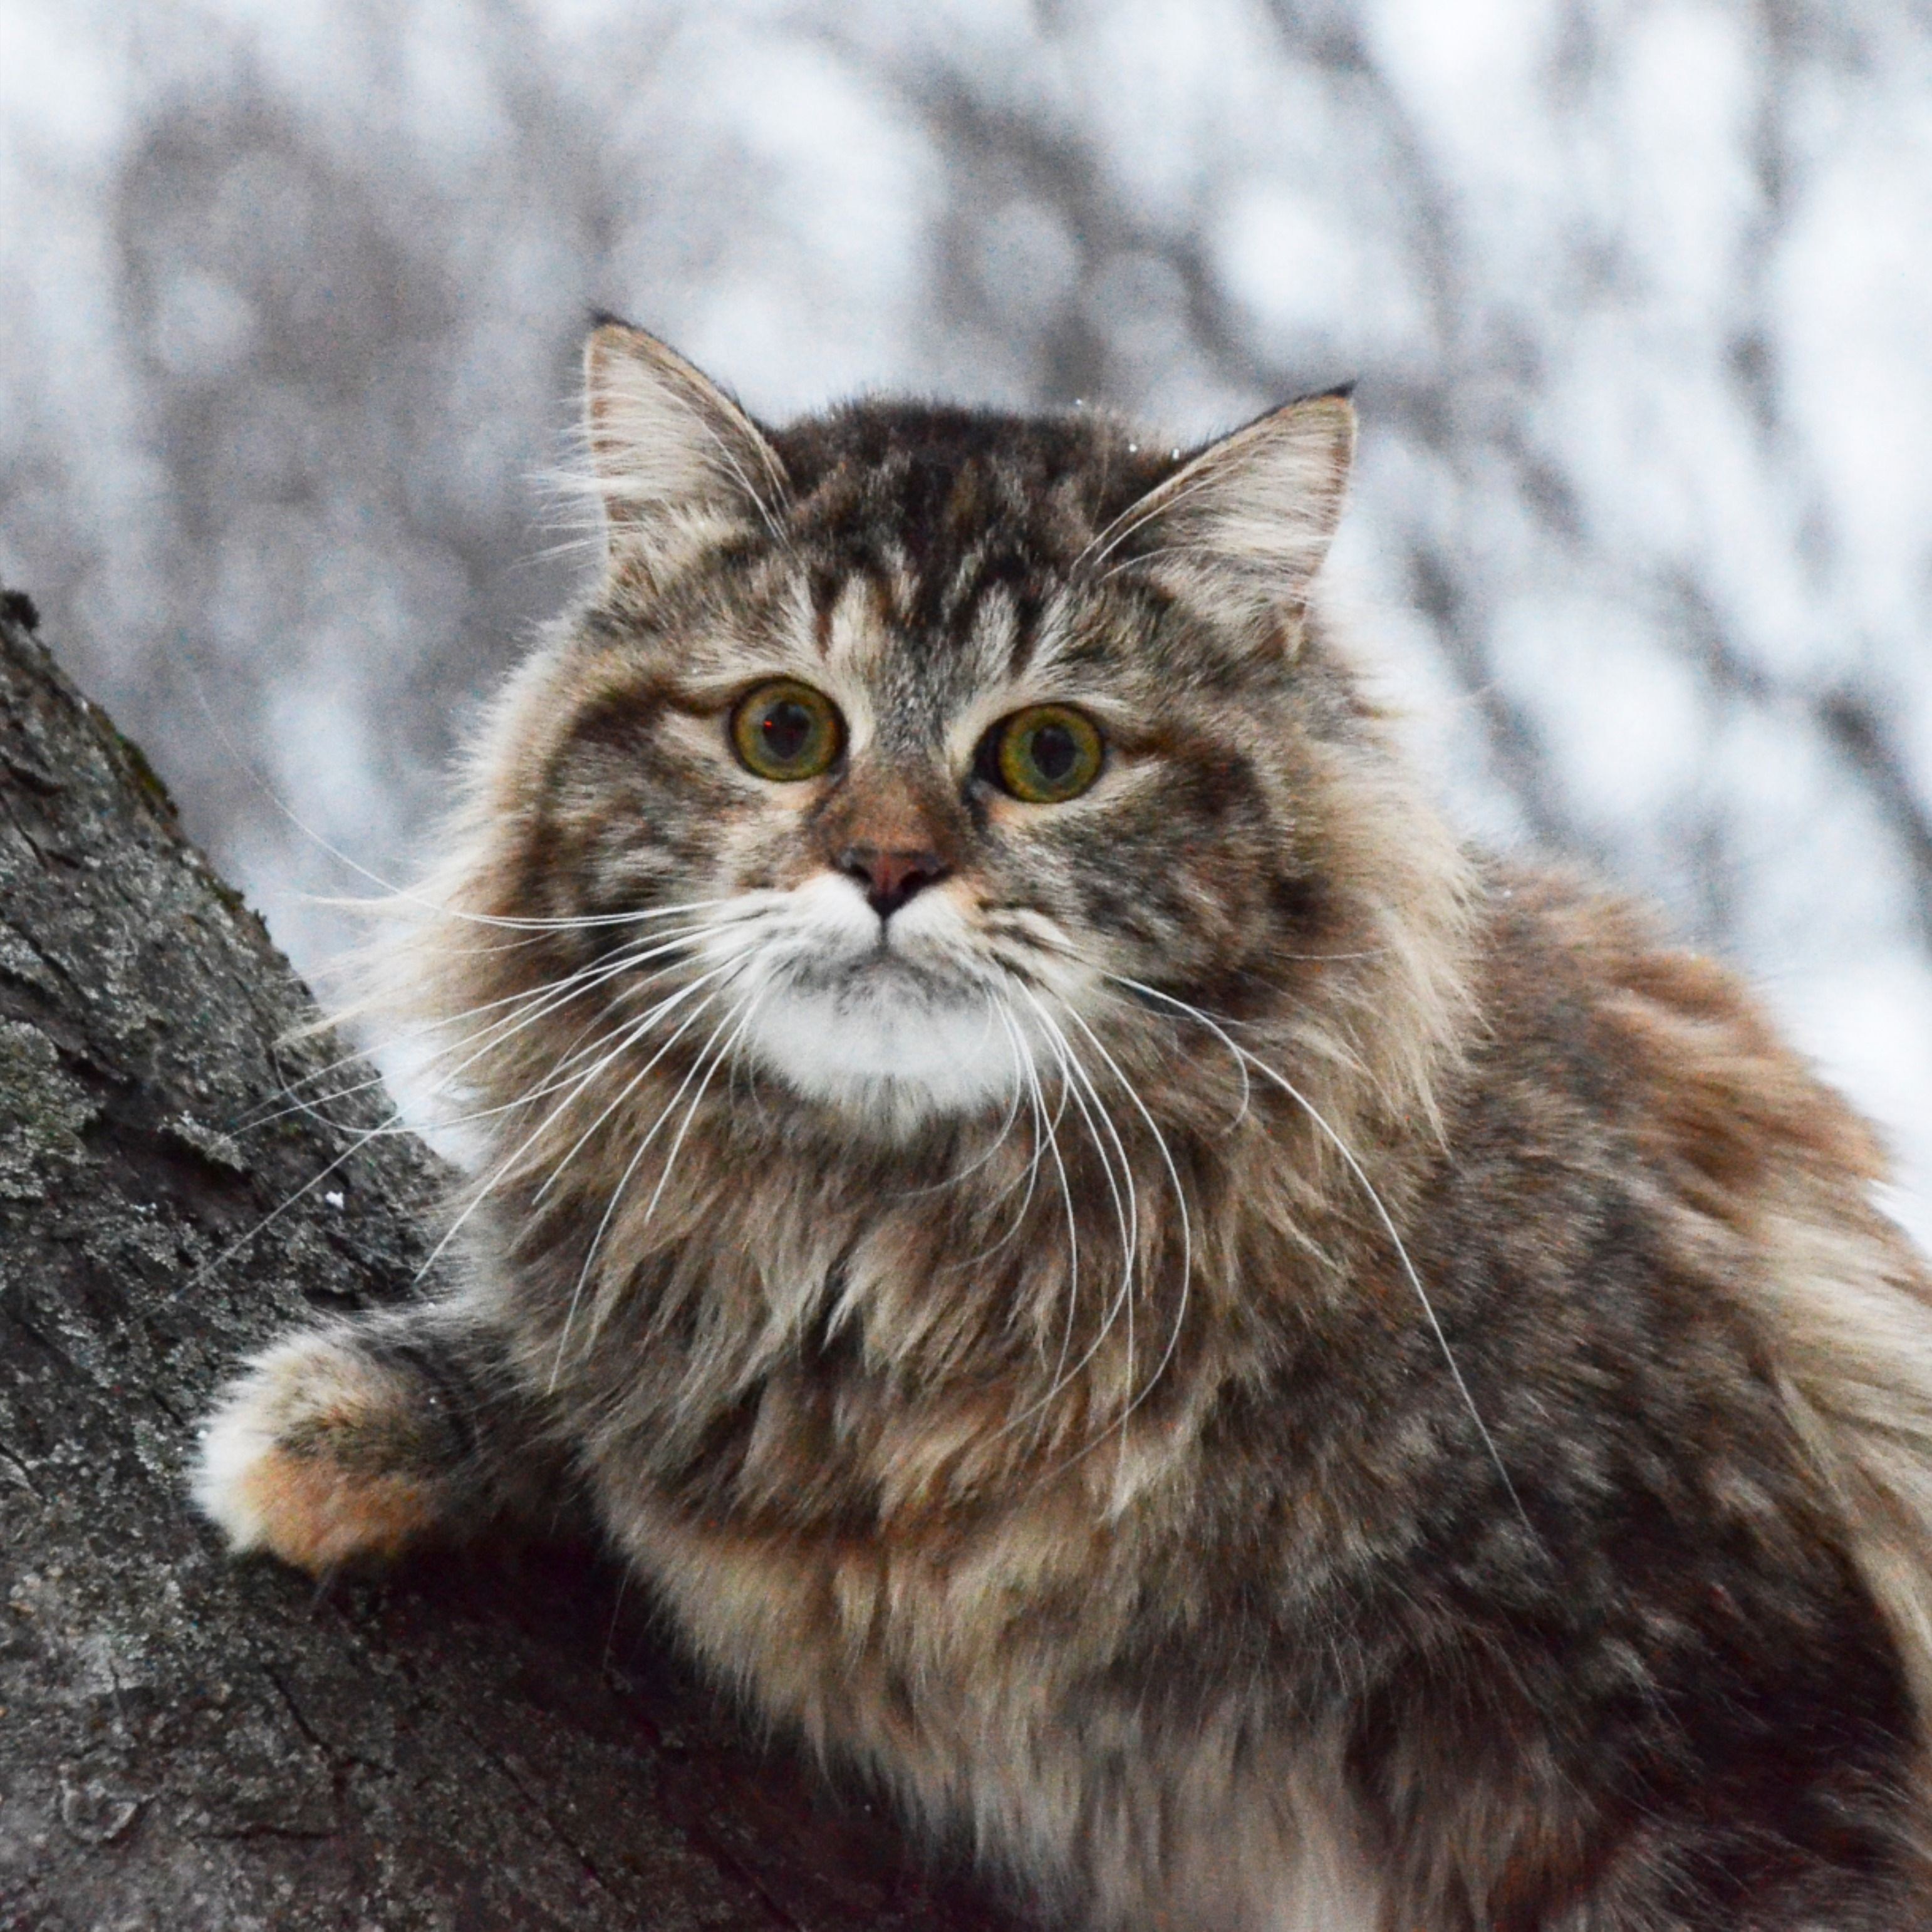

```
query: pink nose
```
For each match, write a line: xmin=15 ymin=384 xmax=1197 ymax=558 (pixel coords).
xmin=838 ymin=846 xmax=949 ymax=918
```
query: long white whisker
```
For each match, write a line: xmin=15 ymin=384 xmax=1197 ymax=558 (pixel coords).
xmin=941 ymin=999 xmax=1051 ymax=1274
xmin=270 ymin=939 xmax=718 ymax=1146
xmin=1020 ymin=992 xmax=1135 ymax=1274
xmin=1029 ymin=1024 xmax=1083 ymax=1413
xmin=1015 ymin=990 xmax=1142 ymax=1439
xmin=1109 ymin=974 xmax=1534 ymax=1535
xmin=1029 ymin=1009 xmax=1143 ymax=1475
xmin=938 ymin=1078 xmax=1032 ymax=1203
xmin=177 ymin=1111 xmax=403 ymax=1292
xmin=974 ymin=1012 xmax=1088 ymax=1451
xmin=194 ymin=947 xmax=718 ymax=1282
xmin=408 ymin=961 xmax=747 ymax=1293
xmin=256 ymin=915 xmax=717 ymax=1108
xmin=321 ymin=888 xmax=740 ymax=935
xmin=1054 ymin=999 xmax=1194 ymax=1445
xmin=895 ymin=1001 xmax=1029 ymax=1204
xmin=291 ymin=950 xmax=730 ymax=1148
xmin=242 ymin=926 xmax=717 ymax=1132
xmin=550 ymin=976 xmax=754 ymax=1384
xmin=515 ymin=940 xmax=745 ymax=1093
xmin=638 ymin=989 xmax=764 ymax=1229
xmin=529 ymin=955 xmax=754 ymax=1206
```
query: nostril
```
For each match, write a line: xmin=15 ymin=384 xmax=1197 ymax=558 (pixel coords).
xmin=838 ymin=846 xmax=948 ymax=918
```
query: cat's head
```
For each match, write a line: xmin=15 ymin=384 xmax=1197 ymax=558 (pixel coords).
xmin=425 ymin=323 xmax=1466 ymax=1141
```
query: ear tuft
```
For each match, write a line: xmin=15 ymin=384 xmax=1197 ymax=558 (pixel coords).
xmin=582 ymin=322 xmax=789 ymax=582
xmin=1099 ymin=392 xmax=1356 ymax=640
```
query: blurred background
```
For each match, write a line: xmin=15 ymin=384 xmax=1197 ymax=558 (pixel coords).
xmin=3 ymin=0 xmax=1929 ymax=1238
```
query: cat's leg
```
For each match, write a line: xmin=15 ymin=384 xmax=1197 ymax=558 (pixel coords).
xmin=194 ymin=1301 xmax=574 ymax=1573
xmin=1359 ymin=1593 xmax=1931 ymax=1932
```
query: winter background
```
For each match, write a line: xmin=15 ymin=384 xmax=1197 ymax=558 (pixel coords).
xmin=3 ymin=0 xmax=1929 ymax=1240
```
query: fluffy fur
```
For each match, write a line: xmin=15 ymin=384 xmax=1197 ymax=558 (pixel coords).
xmin=197 ymin=321 xmax=1932 ymax=1929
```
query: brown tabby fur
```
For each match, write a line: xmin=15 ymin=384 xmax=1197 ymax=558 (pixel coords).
xmin=197 ymin=322 xmax=1932 ymax=1929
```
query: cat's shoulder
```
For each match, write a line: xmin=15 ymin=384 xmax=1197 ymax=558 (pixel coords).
xmin=1464 ymin=858 xmax=1889 ymax=1205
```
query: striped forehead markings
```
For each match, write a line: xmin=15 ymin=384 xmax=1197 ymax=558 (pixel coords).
xmin=806 ymin=553 xmax=1047 ymax=676
xmin=810 ymin=568 xmax=894 ymax=668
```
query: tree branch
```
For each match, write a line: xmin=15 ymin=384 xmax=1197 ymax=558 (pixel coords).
xmin=0 ymin=588 xmax=1021 ymax=1932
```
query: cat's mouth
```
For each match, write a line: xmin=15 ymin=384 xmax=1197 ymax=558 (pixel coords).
xmin=780 ymin=946 xmax=962 ymax=1003
xmin=736 ymin=943 xmax=1019 ymax=1121
xmin=702 ymin=873 xmax=1031 ymax=1122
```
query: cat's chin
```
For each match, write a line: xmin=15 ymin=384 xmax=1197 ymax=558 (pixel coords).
xmin=739 ymin=960 xmax=1021 ymax=1129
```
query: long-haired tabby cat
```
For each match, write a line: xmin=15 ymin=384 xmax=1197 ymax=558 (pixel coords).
xmin=196 ymin=319 xmax=1932 ymax=1929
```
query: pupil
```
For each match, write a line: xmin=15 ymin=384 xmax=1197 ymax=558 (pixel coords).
xmin=1030 ymin=723 xmax=1075 ymax=784
xmin=762 ymin=700 xmax=812 ymax=763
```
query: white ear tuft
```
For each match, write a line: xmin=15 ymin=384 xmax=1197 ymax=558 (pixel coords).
xmin=1104 ymin=392 xmax=1356 ymax=640
xmin=583 ymin=321 xmax=789 ymax=581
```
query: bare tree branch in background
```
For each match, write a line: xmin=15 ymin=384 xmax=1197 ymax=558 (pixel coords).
xmin=3 ymin=0 xmax=1928 ymax=1227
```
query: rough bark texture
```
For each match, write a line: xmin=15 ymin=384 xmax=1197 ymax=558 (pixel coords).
xmin=0 ymin=588 xmax=1024 ymax=1932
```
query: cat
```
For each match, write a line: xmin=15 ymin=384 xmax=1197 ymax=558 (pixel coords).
xmin=195 ymin=318 xmax=1932 ymax=1929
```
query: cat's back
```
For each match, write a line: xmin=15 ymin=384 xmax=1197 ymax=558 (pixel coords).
xmin=1435 ymin=861 xmax=1932 ymax=1709
xmin=1450 ymin=863 xmax=1932 ymax=1362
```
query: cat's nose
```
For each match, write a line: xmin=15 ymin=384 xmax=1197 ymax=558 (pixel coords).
xmin=837 ymin=846 xmax=950 ymax=920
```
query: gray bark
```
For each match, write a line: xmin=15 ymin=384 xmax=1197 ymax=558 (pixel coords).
xmin=0 ymin=587 xmax=1021 ymax=1932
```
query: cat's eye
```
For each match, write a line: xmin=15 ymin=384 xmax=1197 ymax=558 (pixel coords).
xmin=730 ymin=680 xmax=843 ymax=782
xmin=982 ymin=705 xmax=1105 ymax=804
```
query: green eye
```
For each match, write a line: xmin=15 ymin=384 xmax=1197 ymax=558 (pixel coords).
xmin=731 ymin=680 xmax=843 ymax=782
xmin=987 ymin=705 xmax=1105 ymax=804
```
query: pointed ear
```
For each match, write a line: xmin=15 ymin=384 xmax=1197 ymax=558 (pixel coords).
xmin=1104 ymin=392 xmax=1355 ymax=641
xmin=582 ymin=319 xmax=789 ymax=581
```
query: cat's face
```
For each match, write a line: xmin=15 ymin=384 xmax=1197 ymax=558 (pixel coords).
xmin=479 ymin=328 xmax=1366 ymax=1131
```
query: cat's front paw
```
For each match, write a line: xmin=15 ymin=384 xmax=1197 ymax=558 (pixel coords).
xmin=193 ymin=1327 xmax=445 ymax=1574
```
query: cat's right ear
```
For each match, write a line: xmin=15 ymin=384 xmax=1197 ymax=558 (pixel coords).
xmin=582 ymin=320 xmax=789 ymax=583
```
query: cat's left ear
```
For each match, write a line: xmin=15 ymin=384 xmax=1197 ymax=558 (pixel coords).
xmin=1107 ymin=390 xmax=1355 ymax=644
xmin=582 ymin=319 xmax=789 ymax=584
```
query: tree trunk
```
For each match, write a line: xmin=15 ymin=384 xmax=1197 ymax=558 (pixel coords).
xmin=0 ymin=588 xmax=1023 ymax=1932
